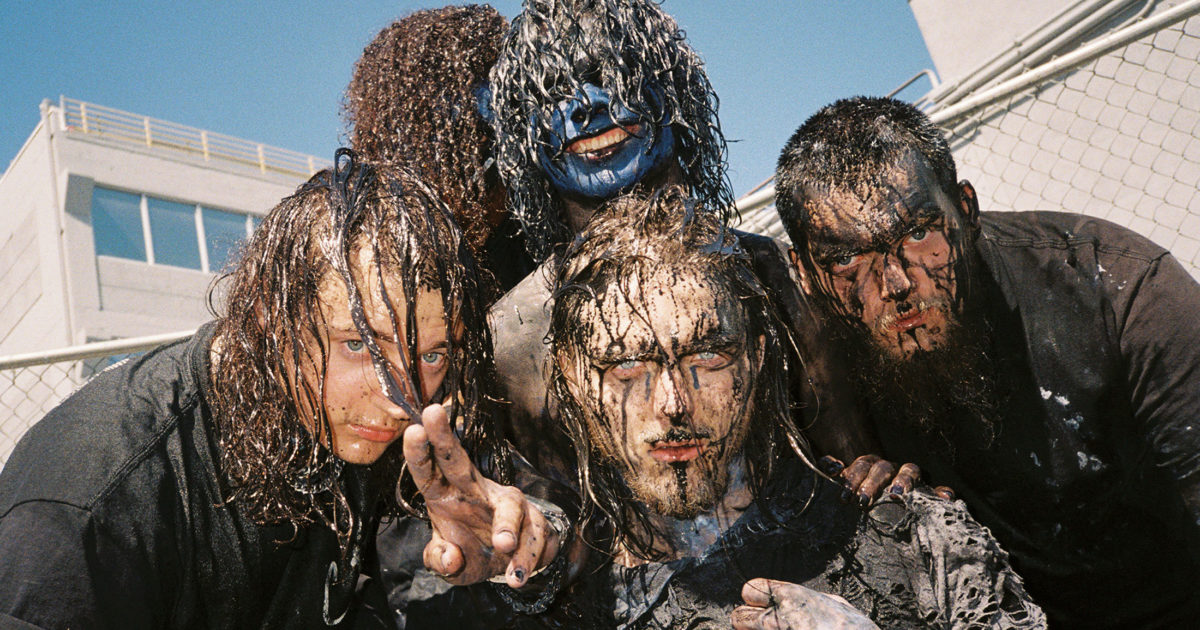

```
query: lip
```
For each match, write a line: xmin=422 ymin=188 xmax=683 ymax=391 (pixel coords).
xmin=347 ymin=423 xmax=400 ymax=443
xmin=889 ymin=310 xmax=927 ymax=333
xmin=649 ymin=439 xmax=706 ymax=463
xmin=565 ymin=123 xmax=642 ymax=158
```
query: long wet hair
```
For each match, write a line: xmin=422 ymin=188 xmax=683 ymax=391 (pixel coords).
xmin=774 ymin=96 xmax=977 ymax=321
xmin=490 ymin=0 xmax=733 ymax=262
xmin=548 ymin=186 xmax=806 ymax=560
xmin=344 ymin=5 xmax=509 ymax=263
xmin=209 ymin=152 xmax=509 ymax=543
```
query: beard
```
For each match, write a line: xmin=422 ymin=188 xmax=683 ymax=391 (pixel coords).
xmin=837 ymin=304 xmax=1001 ymax=457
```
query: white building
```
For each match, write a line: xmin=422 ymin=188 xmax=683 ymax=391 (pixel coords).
xmin=0 ymin=97 xmax=320 ymax=355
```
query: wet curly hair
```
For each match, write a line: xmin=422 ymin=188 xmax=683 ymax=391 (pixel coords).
xmin=208 ymin=151 xmax=509 ymax=544
xmin=344 ymin=5 xmax=509 ymax=262
xmin=548 ymin=186 xmax=807 ymax=560
xmin=490 ymin=0 xmax=733 ymax=262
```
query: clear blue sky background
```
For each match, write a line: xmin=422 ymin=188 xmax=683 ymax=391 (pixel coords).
xmin=0 ymin=1 xmax=936 ymax=198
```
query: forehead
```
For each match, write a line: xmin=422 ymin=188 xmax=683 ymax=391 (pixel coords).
xmin=317 ymin=245 xmax=446 ymax=337
xmin=576 ymin=267 xmax=743 ymax=358
xmin=801 ymin=154 xmax=952 ymax=251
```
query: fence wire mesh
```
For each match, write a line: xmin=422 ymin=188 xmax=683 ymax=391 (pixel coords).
xmin=940 ymin=7 xmax=1200 ymax=280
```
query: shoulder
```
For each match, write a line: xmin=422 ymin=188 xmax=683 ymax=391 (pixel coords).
xmin=0 ymin=328 xmax=215 ymax=514
xmin=980 ymin=211 xmax=1168 ymax=264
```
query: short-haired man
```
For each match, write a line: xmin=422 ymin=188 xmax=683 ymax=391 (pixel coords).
xmin=775 ymin=96 xmax=1200 ymax=627
xmin=540 ymin=187 xmax=1044 ymax=629
xmin=0 ymin=154 xmax=559 ymax=627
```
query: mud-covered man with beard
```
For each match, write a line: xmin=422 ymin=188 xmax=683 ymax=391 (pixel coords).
xmin=775 ymin=96 xmax=1200 ymax=628
xmin=529 ymin=186 xmax=1045 ymax=630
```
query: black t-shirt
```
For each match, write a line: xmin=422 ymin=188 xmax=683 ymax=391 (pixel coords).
xmin=872 ymin=211 xmax=1200 ymax=628
xmin=0 ymin=324 xmax=394 ymax=629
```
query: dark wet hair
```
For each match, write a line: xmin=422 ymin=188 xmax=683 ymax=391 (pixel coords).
xmin=344 ymin=5 xmax=508 ymax=264
xmin=208 ymin=152 xmax=509 ymax=543
xmin=775 ymin=96 xmax=971 ymax=318
xmin=490 ymin=0 xmax=733 ymax=262
xmin=547 ymin=186 xmax=805 ymax=560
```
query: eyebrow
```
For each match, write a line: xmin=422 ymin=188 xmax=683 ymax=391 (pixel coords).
xmin=589 ymin=323 xmax=744 ymax=363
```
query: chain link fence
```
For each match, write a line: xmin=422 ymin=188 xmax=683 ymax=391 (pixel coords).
xmin=940 ymin=2 xmax=1200 ymax=279
xmin=0 ymin=333 xmax=191 ymax=468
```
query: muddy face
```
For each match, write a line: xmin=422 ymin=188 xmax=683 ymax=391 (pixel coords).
xmin=801 ymin=152 xmax=967 ymax=361
xmin=563 ymin=267 xmax=757 ymax=518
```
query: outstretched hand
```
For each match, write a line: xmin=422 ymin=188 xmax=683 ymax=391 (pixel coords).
xmin=819 ymin=454 xmax=954 ymax=506
xmin=403 ymin=404 xmax=560 ymax=589
xmin=731 ymin=578 xmax=880 ymax=630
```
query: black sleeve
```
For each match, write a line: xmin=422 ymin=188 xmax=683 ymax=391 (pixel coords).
xmin=1113 ymin=251 xmax=1200 ymax=523
xmin=0 ymin=501 xmax=165 ymax=629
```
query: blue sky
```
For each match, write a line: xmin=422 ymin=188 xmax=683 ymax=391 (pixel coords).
xmin=0 ymin=1 xmax=935 ymax=198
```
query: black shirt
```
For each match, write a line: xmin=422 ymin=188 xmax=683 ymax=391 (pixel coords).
xmin=0 ymin=324 xmax=394 ymax=629
xmin=872 ymin=211 xmax=1200 ymax=628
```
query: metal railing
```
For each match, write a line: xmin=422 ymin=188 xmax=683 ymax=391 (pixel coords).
xmin=59 ymin=97 xmax=324 ymax=179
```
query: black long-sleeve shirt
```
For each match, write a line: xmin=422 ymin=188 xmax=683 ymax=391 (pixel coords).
xmin=0 ymin=324 xmax=395 ymax=629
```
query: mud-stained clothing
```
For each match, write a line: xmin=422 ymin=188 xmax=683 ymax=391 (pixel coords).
xmin=871 ymin=211 xmax=1200 ymax=628
xmin=0 ymin=324 xmax=395 ymax=629
xmin=529 ymin=464 xmax=1044 ymax=630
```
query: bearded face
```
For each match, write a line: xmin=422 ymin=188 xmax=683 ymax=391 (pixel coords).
xmin=560 ymin=268 xmax=758 ymax=518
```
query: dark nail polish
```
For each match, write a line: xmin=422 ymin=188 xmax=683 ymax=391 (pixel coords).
xmin=857 ymin=492 xmax=871 ymax=507
xmin=513 ymin=568 xmax=525 ymax=582
xmin=840 ymin=488 xmax=853 ymax=503
xmin=890 ymin=485 xmax=904 ymax=495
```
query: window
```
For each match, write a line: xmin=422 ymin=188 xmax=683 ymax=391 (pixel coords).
xmin=91 ymin=188 xmax=146 ymax=261
xmin=202 ymin=207 xmax=248 ymax=273
xmin=90 ymin=186 xmax=256 ymax=272
xmin=148 ymin=197 xmax=202 ymax=269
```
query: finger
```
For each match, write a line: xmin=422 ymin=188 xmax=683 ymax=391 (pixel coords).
xmin=490 ymin=485 xmax=525 ymax=554
xmin=934 ymin=485 xmax=957 ymax=501
xmin=402 ymin=423 xmax=437 ymax=493
xmin=856 ymin=458 xmax=898 ymax=507
xmin=505 ymin=504 xmax=551 ymax=588
xmin=889 ymin=462 xmax=921 ymax=496
xmin=422 ymin=404 xmax=478 ymax=490
xmin=741 ymin=577 xmax=776 ymax=607
xmin=817 ymin=455 xmax=845 ymax=476
xmin=840 ymin=454 xmax=880 ymax=501
xmin=730 ymin=605 xmax=768 ymax=630
xmin=423 ymin=532 xmax=465 ymax=578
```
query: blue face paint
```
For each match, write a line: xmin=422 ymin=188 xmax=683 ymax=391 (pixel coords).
xmin=536 ymin=82 xmax=675 ymax=200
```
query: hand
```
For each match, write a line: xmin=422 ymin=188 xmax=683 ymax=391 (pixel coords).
xmin=731 ymin=578 xmax=880 ymax=630
xmin=819 ymin=454 xmax=921 ymax=507
xmin=403 ymin=404 xmax=560 ymax=588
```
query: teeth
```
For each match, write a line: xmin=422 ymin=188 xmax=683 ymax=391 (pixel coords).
xmin=566 ymin=124 xmax=639 ymax=154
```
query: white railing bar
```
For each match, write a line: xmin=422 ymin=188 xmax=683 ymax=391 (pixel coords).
xmin=0 ymin=331 xmax=196 ymax=371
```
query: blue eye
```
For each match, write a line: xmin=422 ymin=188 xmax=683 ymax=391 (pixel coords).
xmin=345 ymin=339 xmax=365 ymax=353
xmin=695 ymin=351 xmax=718 ymax=361
xmin=420 ymin=351 xmax=445 ymax=366
xmin=909 ymin=228 xmax=928 ymax=242
xmin=617 ymin=359 xmax=639 ymax=370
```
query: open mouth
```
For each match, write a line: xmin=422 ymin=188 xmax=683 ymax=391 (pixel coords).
xmin=564 ymin=123 xmax=642 ymax=160
xmin=649 ymin=438 xmax=707 ymax=463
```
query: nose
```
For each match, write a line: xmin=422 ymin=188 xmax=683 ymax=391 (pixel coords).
xmin=656 ymin=365 xmax=690 ymax=424
xmin=567 ymin=83 xmax=612 ymax=127
xmin=878 ymin=254 xmax=913 ymax=302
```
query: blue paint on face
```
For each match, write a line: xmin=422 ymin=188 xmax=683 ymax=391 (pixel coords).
xmin=537 ymin=82 xmax=675 ymax=200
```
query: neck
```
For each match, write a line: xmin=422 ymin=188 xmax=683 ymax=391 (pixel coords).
xmin=616 ymin=455 xmax=751 ymax=567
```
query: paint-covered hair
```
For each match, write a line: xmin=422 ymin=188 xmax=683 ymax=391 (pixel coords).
xmin=548 ymin=186 xmax=804 ymax=560
xmin=490 ymin=0 xmax=733 ymax=262
xmin=344 ymin=5 xmax=508 ymax=264
xmin=775 ymin=96 xmax=969 ymax=318
xmin=209 ymin=152 xmax=509 ymax=543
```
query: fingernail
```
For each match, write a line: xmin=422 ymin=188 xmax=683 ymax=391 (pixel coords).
xmin=889 ymin=485 xmax=904 ymax=495
xmin=857 ymin=492 xmax=871 ymax=507
xmin=512 ymin=568 xmax=525 ymax=582
xmin=499 ymin=530 xmax=516 ymax=547
xmin=440 ymin=549 xmax=452 ymax=572
xmin=820 ymin=458 xmax=844 ymax=475
xmin=840 ymin=488 xmax=853 ymax=503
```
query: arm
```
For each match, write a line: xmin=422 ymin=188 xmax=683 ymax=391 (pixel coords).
xmin=731 ymin=578 xmax=880 ymax=630
xmin=897 ymin=491 xmax=1046 ymax=628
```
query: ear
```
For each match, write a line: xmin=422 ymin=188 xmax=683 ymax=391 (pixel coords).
xmin=958 ymin=180 xmax=980 ymax=228
xmin=787 ymin=248 xmax=814 ymax=296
